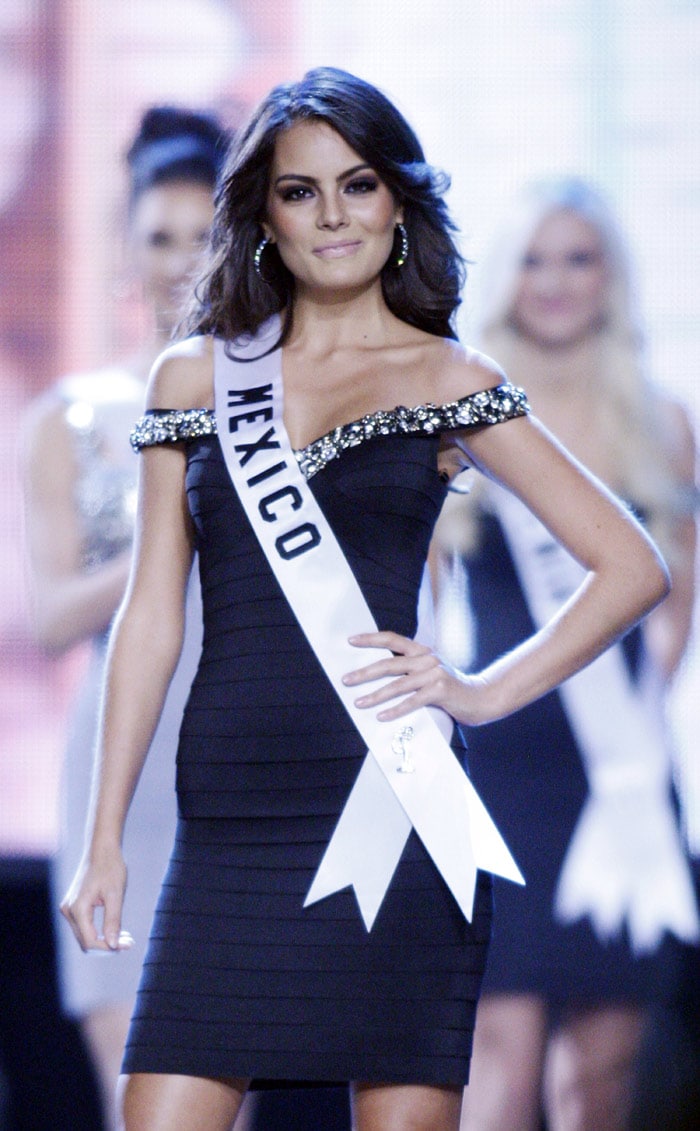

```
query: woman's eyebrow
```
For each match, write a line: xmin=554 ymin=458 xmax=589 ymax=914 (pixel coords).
xmin=273 ymin=163 xmax=373 ymax=187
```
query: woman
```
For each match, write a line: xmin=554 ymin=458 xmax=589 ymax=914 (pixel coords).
xmin=433 ymin=178 xmax=698 ymax=1131
xmin=61 ymin=72 xmax=669 ymax=1131
xmin=23 ymin=105 xmax=226 ymax=1126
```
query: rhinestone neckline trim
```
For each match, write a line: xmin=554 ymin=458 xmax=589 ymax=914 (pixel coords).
xmin=130 ymin=383 xmax=529 ymax=480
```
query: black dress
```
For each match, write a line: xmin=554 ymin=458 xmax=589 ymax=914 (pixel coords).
xmin=464 ymin=510 xmax=675 ymax=1007
xmin=123 ymin=376 xmax=527 ymax=1087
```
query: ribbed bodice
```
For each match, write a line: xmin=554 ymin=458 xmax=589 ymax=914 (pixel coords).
xmin=177 ymin=429 xmax=447 ymax=818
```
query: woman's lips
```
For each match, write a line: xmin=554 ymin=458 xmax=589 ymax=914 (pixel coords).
xmin=313 ymin=240 xmax=362 ymax=258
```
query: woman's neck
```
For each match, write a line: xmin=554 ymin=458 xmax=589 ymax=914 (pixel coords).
xmin=503 ymin=332 xmax=603 ymax=408
xmin=497 ymin=329 xmax=621 ymax=477
xmin=288 ymin=286 xmax=409 ymax=355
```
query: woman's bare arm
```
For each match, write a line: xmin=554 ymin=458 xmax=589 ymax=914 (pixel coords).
xmin=643 ymin=399 xmax=697 ymax=681
xmin=61 ymin=346 xmax=208 ymax=951
xmin=22 ymin=397 xmax=132 ymax=652
xmin=346 ymin=410 xmax=670 ymax=725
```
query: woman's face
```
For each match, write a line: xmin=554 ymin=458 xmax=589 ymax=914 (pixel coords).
xmin=510 ymin=208 xmax=608 ymax=348
xmin=263 ymin=119 xmax=402 ymax=298
xmin=129 ymin=179 xmax=214 ymax=333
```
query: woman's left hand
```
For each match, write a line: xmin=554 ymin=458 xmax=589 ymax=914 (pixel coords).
xmin=343 ymin=631 xmax=489 ymax=724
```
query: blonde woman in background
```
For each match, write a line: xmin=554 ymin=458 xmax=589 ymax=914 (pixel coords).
xmin=433 ymin=178 xmax=698 ymax=1131
xmin=22 ymin=105 xmax=227 ymax=1128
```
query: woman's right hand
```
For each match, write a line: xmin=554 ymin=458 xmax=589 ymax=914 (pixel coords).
xmin=60 ymin=846 xmax=133 ymax=953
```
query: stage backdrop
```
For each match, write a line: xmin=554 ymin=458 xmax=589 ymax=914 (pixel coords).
xmin=1 ymin=0 xmax=698 ymax=855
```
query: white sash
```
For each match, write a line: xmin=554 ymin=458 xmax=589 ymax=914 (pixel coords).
xmin=491 ymin=486 xmax=699 ymax=953
xmin=213 ymin=321 xmax=523 ymax=931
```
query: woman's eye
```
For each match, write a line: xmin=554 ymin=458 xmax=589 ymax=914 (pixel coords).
xmin=521 ymin=253 xmax=541 ymax=269
xmin=280 ymin=185 xmax=313 ymax=202
xmin=569 ymin=250 xmax=600 ymax=267
xmin=147 ymin=231 xmax=175 ymax=249
xmin=345 ymin=178 xmax=378 ymax=194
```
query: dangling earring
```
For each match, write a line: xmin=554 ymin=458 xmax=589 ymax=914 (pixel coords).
xmin=395 ymin=223 xmax=409 ymax=267
xmin=254 ymin=235 xmax=270 ymax=277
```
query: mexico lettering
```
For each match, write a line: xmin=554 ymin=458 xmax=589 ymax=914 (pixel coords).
xmin=227 ymin=384 xmax=321 ymax=560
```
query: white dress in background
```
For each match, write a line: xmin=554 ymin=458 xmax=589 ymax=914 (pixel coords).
xmin=52 ymin=369 xmax=202 ymax=1016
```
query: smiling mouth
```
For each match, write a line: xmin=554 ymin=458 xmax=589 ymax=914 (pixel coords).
xmin=313 ymin=241 xmax=362 ymax=258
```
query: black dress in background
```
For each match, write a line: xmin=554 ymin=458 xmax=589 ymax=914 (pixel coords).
xmin=464 ymin=511 xmax=676 ymax=1007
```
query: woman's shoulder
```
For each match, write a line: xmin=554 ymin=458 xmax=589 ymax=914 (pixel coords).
xmin=22 ymin=368 xmax=118 ymax=455
xmin=422 ymin=335 xmax=510 ymax=403
xmin=25 ymin=363 xmax=138 ymax=427
xmin=58 ymin=365 xmax=142 ymax=405
xmin=21 ymin=387 xmax=74 ymax=471
xmin=653 ymin=388 xmax=696 ymax=478
xmin=655 ymin=388 xmax=695 ymax=435
xmin=146 ymin=335 xmax=215 ymax=411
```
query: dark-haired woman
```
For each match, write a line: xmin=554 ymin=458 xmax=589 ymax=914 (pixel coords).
xmin=23 ymin=104 xmax=227 ymax=1127
xmin=61 ymin=69 xmax=670 ymax=1131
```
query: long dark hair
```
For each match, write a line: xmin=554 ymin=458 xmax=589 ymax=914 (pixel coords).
xmin=185 ymin=67 xmax=466 ymax=346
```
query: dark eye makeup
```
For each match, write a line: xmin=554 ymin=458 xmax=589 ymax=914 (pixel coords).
xmin=345 ymin=176 xmax=379 ymax=193
xmin=279 ymin=185 xmax=314 ymax=202
xmin=278 ymin=175 xmax=380 ymax=203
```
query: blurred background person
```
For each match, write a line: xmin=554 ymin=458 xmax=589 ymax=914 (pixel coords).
xmin=22 ymin=104 xmax=227 ymax=1128
xmin=0 ymin=2 xmax=104 ymax=1126
xmin=432 ymin=177 xmax=699 ymax=1131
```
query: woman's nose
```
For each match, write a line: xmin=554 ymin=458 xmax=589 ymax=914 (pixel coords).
xmin=533 ymin=261 xmax=566 ymax=295
xmin=164 ymin=245 xmax=201 ymax=281
xmin=317 ymin=193 xmax=348 ymax=229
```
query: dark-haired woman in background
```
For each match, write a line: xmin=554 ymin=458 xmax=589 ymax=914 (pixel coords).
xmin=23 ymin=105 xmax=227 ymax=1127
xmin=61 ymin=71 xmax=669 ymax=1131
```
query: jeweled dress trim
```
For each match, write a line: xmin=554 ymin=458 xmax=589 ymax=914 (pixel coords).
xmin=130 ymin=383 xmax=529 ymax=480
